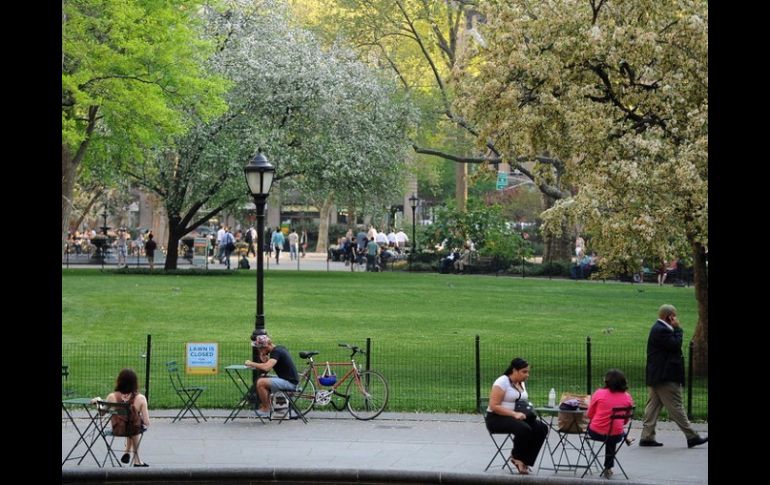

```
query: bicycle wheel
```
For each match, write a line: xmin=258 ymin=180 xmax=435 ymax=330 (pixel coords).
xmin=346 ymin=370 xmax=389 ymax=420
xmin=292 ymin=374 xmax=316 ymax=416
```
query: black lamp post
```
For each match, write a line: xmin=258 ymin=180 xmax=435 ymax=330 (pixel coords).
xmin=408 ymin=193 xmax=419 ymax=269
xmin=98 ymin=207 xmax=110 ymax=268
xmin=100 ymin=208 xmax=109 ymax=236
xmin=244 ymin=152 xmax=275 ymax=340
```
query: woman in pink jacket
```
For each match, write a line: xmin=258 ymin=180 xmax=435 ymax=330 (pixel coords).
xmin=586 ymin=369 xmax=634 ymax=478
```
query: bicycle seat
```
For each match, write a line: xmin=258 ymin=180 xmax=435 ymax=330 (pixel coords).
xmin=299 ymin=351 xmax=319 ymax=359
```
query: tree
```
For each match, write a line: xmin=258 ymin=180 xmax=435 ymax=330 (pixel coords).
xmin=294 ymin=0 xmax=576 ymax=261
xmin=126 ymin=0 xmax=416 ymax=267
xmin=62 ymin=0 xmax=228 ymax=255
xmin=459 ymin=0 xmax=708 ymax=372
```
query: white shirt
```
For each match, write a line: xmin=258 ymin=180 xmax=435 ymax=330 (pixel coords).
xmin=487 ymin=375 xmax=528 ymax=412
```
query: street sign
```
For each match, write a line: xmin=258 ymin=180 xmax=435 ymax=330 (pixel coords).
xmin=496 ymin=171 xmax=508 ymax=190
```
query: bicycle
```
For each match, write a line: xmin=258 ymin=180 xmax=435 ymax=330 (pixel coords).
xmin=292 ymin=343 xmax=389 ymax=420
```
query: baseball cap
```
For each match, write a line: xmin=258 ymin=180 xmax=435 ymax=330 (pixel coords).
xmin=251 ymin=334 xmax=271 ymax=348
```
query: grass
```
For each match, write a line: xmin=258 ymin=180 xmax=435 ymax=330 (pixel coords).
xmin=62 ymin=269 xmax=706 ymax=419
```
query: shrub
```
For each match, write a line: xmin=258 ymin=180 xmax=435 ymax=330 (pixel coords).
xmin=408 ymin=262 xmax=435 ymax=272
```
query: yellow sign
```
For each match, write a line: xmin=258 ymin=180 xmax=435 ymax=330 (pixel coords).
xmin=186 ymin=342 xmax=218 ymax=375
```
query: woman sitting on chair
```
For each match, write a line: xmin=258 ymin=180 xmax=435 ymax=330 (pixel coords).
xmin=586 ymin=369 xmax=634 ymax=478
xmin=97 ymin=368 xmax=150 ymax=467
xmin=484 ymin=357 xmax=548 ymax=475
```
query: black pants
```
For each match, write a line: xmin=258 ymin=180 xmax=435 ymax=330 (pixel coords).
xmin=587 ymin=428 xmax=624 ymax=468
xmin=485 ymin=412 xmax=548 ymax=466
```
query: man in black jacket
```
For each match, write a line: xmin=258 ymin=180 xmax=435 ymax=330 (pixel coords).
xmin=639 ymin=304 xmax=708 ymax=448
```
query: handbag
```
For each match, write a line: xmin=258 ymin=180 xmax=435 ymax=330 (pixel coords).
xmin=514 ymin=398 xmax=536 ymax=422
xmin=557 ymin=392 xmax=590 ymax=433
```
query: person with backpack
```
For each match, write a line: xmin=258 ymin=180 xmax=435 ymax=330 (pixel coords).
xmin=221 ymin=228 xmax=235 ymax=269
xmin=92 ymin=368 xmax=150 ymax=467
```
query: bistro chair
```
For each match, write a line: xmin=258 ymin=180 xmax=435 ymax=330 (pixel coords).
xmin=166 ymin=361 xmax=207 ymax=423
xmin=581 ymin=405 xmax=635 ymax=479
xmin=483 ymin=430 xmax=516 ymax=474
xmin=94 ymin=400 xmax=145 ymax=467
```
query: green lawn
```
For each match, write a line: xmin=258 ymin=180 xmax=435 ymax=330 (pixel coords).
xmin=62 ymin=270 xmax=706 ymax=419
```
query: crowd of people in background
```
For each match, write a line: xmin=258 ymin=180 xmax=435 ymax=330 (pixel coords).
xmin=328 ymin=225 xmax=411 ymax=272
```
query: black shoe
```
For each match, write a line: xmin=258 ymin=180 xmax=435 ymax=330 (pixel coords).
xmin=639 ymin=439 xmax=664 ymax=447
xmin=687 ymin=435 xmax=708 ymax=448
xmin=121 ymin=453 xmax=130 ymax=464
xmin=133 ymin=463 xmax=149 ymax=467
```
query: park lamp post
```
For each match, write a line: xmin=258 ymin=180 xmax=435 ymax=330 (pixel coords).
xmin=408 ymin=193 xmax=419 ymax=269
xmin=243 ymin=151 xmax=275 ymax=359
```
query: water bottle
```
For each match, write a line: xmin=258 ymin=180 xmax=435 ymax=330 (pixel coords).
xmin=548 ymin=388 xmax=556 ymax=407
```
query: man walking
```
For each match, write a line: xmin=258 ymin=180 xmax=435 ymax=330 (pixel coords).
xmin=639 ymin=304 xmax=708 ymax=448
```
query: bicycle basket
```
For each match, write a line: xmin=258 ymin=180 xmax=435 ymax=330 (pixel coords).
xmin=319 ymin=362 xmax=337 ymax=386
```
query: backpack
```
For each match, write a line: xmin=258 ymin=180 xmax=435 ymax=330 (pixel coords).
xmin=111 ymin=393 xmax=144 ymax=437
xmin=224 ymin=233 xmax=235 ymax=252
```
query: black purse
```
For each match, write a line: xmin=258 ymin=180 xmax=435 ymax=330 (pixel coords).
xmin=514 ymin=398 xmax=536 ymax=422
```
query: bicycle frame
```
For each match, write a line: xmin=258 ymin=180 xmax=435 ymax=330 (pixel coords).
xmin=294 ymin=344 xmax=388 ymax=420
xmin=303 ymin=358 xmax=361 ymax=393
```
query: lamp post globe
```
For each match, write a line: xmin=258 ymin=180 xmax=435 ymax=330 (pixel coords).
xmin=408 ymin=193 xmax=419 ymax=269
xmin=243 ymin=151 xmax=275 ymax=369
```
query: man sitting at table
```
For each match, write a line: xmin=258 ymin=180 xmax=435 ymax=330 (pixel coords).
xmin=244 ymin=334 xmax=300 ymax=417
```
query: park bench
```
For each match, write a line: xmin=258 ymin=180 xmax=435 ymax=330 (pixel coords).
xmin=465 ymin=254 xmax=495 ymax=273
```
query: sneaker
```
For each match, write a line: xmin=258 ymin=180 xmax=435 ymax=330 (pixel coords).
xmin=255 ymin=409 xmax=271 ymax=418
xmin=687 ymin=435 xmax=708 ymax=448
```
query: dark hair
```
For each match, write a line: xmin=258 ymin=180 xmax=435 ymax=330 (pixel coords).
xmin=603 ymin=369 xmax=628 ymax=392
xmin=114 ymin=368 xmax=139 ymax=394
xmin=503 ymin=357 xmax=529 ymax=376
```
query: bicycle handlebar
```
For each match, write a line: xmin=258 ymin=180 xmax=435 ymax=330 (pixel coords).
xmin=338 ymin=342 xmax=366 ymax=356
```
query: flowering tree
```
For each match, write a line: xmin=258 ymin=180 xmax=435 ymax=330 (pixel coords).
xmin=126 ymin=0 xmax=416 ymax=267
xmin=458 ymin=0 xmax=708 ymax=372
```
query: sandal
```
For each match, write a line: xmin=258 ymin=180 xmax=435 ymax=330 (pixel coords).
xmin=510 ymin=457 xmax=530 ymax=475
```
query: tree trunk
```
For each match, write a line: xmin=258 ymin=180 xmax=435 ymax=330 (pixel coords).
xmin=71 ymin=191 xmax=103 ymax=233
xmin=163 ymin=215 xmax=183 ymax=270
xmin=690 ymin=241 xmax=708 ymax=376
xmin=541 ymin=195 xmax=572 ymax=262
xmin=62 ymin=145 xmax=78 ymax=257
xmin=456 ymin=162 xmax=468 ymax=212
xmin=315 ymin=194 xmax=334 ymax=254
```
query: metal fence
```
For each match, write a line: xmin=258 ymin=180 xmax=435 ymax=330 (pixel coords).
xmin=62 ymin=335 xmax=707 ymax=421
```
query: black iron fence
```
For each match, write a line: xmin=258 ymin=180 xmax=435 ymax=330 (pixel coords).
xmin=62 ymin=335 xmax=707 ymax=421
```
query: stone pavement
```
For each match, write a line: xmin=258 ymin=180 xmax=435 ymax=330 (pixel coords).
xmin=62 ymin=409 xmax=707 ymax=484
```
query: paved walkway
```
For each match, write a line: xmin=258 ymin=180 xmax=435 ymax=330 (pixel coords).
xmin=62 ymin=410 xmax=707 ymax=484
xmin=63 ymin=251 xmax=378 ymax=272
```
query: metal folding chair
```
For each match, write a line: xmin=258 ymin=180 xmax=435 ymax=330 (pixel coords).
xmin=166 ymin=361 xmax=207 ymax=423
xmin=94 ymin=400 xmax=145 ymax=467
xmin=62 ymin=364 xmax=74 ymax=397
xmin=483 ymin=431 xmax=516 ymax=474
xmin=270 ymin=389 xmax=309 ymax=424
xmin=581 ymin=405 xmax=635 ymax=479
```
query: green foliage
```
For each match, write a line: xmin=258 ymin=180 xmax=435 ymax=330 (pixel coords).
xmin=421 ymin=199 xmax=532 ymax=265
xmin=62 ymin=0 xmax=229 ymax=161
xmin=480 ymin=230 xmax=532 ymax=269
xmin=408 ymin=262 xmax=434 ymax=272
